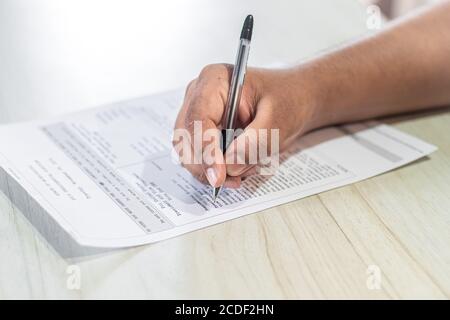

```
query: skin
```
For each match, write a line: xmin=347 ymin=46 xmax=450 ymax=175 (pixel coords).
xmin=173 ymin=1 xmax=450 ymax=189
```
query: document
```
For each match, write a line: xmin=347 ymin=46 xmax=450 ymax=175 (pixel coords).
xmin=0 ymin=90 xmax=437 ymax=248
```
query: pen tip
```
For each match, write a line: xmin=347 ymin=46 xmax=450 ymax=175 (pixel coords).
xmin=240 ymin=15 xmax=253 ymax=41
xmin=213 ymin=187 xmax=221 ymax=202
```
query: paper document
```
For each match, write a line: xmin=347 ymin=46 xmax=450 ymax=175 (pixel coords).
xmin=0 ymin=90 xmax=437 ymax=248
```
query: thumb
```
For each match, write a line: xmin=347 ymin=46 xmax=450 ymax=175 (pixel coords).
xmin=225 ymin=106 xmax=279 ymax=177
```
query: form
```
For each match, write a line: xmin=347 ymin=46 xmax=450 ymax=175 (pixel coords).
xmin=0 ymin=90 xmax=437 ymax=248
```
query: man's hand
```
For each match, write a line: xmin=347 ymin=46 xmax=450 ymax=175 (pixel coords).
xmin=173 ymin=64 xmax=319 ymax=188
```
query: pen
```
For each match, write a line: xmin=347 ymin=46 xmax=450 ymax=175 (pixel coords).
xmin=213 ymin=15 xmax=253 ymax=201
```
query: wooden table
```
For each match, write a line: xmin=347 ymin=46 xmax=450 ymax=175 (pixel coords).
xmin=1 ymin=0 xmax=449 ymax=299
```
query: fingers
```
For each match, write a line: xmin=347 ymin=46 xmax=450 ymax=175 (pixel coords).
xmin=173 ymin=134 xmax=242 ymax=188
xmin=173 ymin=64 xmax=232 ymax=188
xmin=188 ymin=118 xmax=226 ymax=188
xmin=223 ymin=176 xmax=242 ymax=188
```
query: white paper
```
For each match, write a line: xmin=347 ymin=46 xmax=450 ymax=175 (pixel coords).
xmin=0 ymin=90 xmax=437 ymax=248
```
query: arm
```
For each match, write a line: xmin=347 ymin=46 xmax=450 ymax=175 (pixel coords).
xmin=300 ymin=0 xmax=450 ymax=129
xmin=174 ymin=1 xmax=450 ymax=188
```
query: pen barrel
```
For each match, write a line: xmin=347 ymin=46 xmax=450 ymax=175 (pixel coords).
xmin=222 ymin=38 xmax=251 ymax=153
xmin=221 ymin=128 xmax=235 ymax=155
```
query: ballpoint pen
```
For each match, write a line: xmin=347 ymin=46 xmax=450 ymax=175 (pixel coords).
xmin=213 ymin=15 xmax=253 ymax=201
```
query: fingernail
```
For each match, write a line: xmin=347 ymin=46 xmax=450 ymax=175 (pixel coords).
xmin=206 ymin=167 xmax=218 ymax=187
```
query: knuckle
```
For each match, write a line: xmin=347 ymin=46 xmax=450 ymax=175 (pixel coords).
xmin=185 ymin=79 xmax=196 ymax=96
xmin=199 ymin=63 xmax=228 ymax=78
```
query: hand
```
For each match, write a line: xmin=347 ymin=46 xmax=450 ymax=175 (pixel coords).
xmin=173 ymin=63 xmax=320 ymax=188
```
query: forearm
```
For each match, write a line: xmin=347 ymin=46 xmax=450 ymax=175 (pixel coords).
xmin=295 ymin=1 xmax=450 ymax=130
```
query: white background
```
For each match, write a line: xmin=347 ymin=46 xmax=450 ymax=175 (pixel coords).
xmin=0 ymin=0 xmax=369 ymax=123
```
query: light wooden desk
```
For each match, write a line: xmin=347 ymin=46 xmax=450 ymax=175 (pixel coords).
xmin=1 ymin=0 xmax=449 ymax=299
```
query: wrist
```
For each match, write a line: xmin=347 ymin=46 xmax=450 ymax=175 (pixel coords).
xmin=284 ymin=66 xmax=328 ymax=134
xmin=290 ymin=61 xmax=351 ymax=133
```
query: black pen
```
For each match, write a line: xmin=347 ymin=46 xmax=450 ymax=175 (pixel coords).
xmin=213 ymin=15 xmax=253 ymax=201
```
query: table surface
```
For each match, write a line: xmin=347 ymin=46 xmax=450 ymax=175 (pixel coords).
xmin=1 ymin=0 xmax=449 ymax=299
